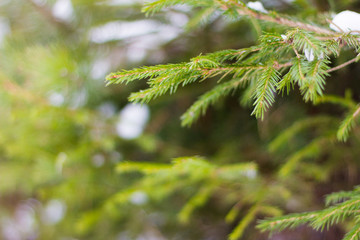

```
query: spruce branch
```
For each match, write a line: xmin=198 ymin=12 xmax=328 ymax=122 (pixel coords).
xmin=268 ymin=116 xmax=335 ymax=153
xmin=312 ymin=198 xmax=360 ymax=230
xmin=178 ymin=185 xmax=215 ymax=223
xmin=343 ymin=223 xmax=360 ymax=240
xmin=278 ymin=136 xmax=333 ymax=178
xmin=258 ymin=187 xmax=360 ymax=238
xmin=325 ymin=190 xmax=360 ymax=206
xmin=257 ymin=212 xmax=320 ymax=233
xmin=251 ymin=66 xmax=281 ymax=120
xmin=337 ymin=105 xmax=360 ymax=141
xmin=315 ymin=94 xmax=357 ymax=109
xmin=180 ymin=76 xmax=248 ymax=126
xmin=229 ymin=204 xmax=259 ymax=240
xmin=291 ymin=58 xmax=330 ymax=102
xmin=108 ymin=0 xmax=360 ymax=132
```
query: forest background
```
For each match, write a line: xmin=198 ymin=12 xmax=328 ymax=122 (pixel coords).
xmin=1 ymin=0 xmax=360 ymax=240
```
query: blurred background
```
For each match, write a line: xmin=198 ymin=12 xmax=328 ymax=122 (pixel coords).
xmin=1 ymin=0 xmax=360 ymax=239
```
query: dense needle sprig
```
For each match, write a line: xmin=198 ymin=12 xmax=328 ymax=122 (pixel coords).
xmin=106 ymin=1 xmax=360 ymax=239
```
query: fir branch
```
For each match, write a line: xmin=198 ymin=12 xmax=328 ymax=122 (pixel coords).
xmin=180 ymin=73 xmax=251 ymax=126
xmin=251 ymin=66 xmax=281 ymax=120
xmin=312 ymin=198 xmax=360 ymax=230
xmin=341 ymin=34 xmax=360 ymax=51
xmin=106 ymin=64 xmax=185 ymax=84
xmin=288 ymin=29 xmax=322 ymax=54
xmin=325 ymin=190 xmax=360 ymax=206
xmin=116 ymin=162 xmax=169 ymax=174
xmin=257 ymin=212 xmax=320 ymax=233
xmin=316 ymin=95 xmax=357 ymax=109
xmin=108 ymin=48 xmax=292 ymax=108
xmin=324 ymin=39 xmax=341 ymax=57
xmin=126 ymin=64 xmax=267 ymax=103
xmin=206 ymin=47 xmax=261 ymax=63
xmin=229 ymin=204 xmax=259 ymax=240
xmin=185 ymin=7 xmax=217 ymax=30
xmin=142 ymin=0 xmax=214 ymax=15
xmin=258 ymin=205 xmax=283 ymax=218
xmin=258 ymin=187 xmax=360 ymax=236
xmin=278 ymin=136 xmax=332 ymax=178
xmin=343 ymin=223 xmax=360 ymax=240
xmin=268 ymin=116 xmax=335 ymax=153
xmin=217 ymin=162 xmax=257 ymax=181
xmin=278 ymin=58 xmax=306 ymax=95
xmin=337 ymin=105 xmax=360 ymax=141
xmin=299 ymin=59 xmax=330 ymax=102
xmin=142 ymin=0 xmax=187 ymax=15
xmin=178 ymin=185 xmax=215 ymax=223
xmin=226 ymin=202 xmax=243 ymax=224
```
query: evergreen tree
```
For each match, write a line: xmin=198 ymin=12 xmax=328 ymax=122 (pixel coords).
xmin=2 ymin=0 xmax=360 ymax=240
xmin=108 ymin=0 xmax=360 ymax=239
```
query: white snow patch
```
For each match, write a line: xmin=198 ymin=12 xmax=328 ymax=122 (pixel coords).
xmin=42 ymin=199 xmax=66 ymax=225
xmin=106 ymin=0 xmax=144 ymax=5
xmin=304 ymin=48 xmax=315 ymax=62
xmin=244 ymin=169 xmax=257 ymax=179
xmin=48 ymin=92 xmax=65 ymax=106
xmin=0 ymin=17 xmax=10 ymax=45
xmin=0 ymin=0 xmax=11 ymax=6
xmin=126 ymin=46 xmax=147 ymax=63
xmin=91 ymin=58 xmax=111 ymax=80
xmin=52 ymin=0 xmax=74 ymax=22
xmin=247 ymin=1 xmax=268 ymax=13
xmin=165 ymin=11 xmax=189 ymax=28
xmin=330 ymin=10 xmax=360 ymax=33
xmin=130 ymin=191 xmax=148 ymax=205
xmin=14 ymin=205 xmax=37 ymax=236
xmin=304 ymin=49 xmax=324 ymax=62
xmin=89 ymin=20 xmax=182 ymax=62
xmin=125 ymin=25 xmax=180 ymax=63
xmin=89 ymin=20 xmax=161 ymax=44
xmin=116 ymin=103 xmax=150 ymax=140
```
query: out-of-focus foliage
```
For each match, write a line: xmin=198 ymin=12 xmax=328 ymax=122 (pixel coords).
xmin=2 ymin=0 xmax=360 ymax=240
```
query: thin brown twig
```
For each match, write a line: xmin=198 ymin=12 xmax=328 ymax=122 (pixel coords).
xmin=327 ymin=57 xmax=358 ymax=73
xmin=292 ymin=46 xmax=301 ymax=59
xmin=352 ymin=106 xmax=360 ymax=118
xmin=326 ymin=19 xmax=343 ymax=33
xmin=220 ymin=0 xmax=335 ymax=35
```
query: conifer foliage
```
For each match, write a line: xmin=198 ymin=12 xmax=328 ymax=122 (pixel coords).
xmin=107 ymin=0 xmax=360 ymax=239
xmin=107 ymin=0 xmax=360 ymax=131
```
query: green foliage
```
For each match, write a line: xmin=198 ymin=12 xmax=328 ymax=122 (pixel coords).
xmin=107 ymin=0 xmax=360 ymax=239
xmin=337 ymin=105 xmax=360 ymax=141
xmin=258 ymin=186 xmax=360 ymax=237
xmin=107 ymin=8 xmax=358 ymax=133
xmin=3 ymin=0 xmax=360 ymax=240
